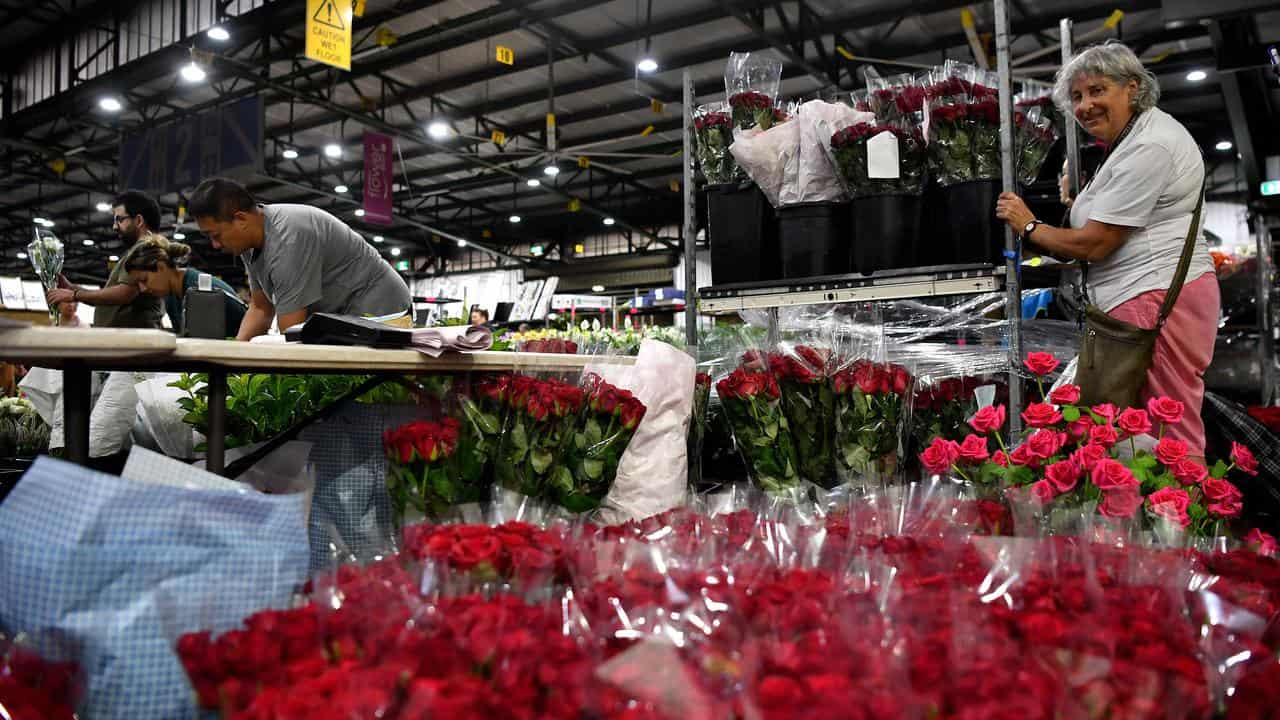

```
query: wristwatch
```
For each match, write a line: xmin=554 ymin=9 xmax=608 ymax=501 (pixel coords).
xmin=1022 ymin=219 xmax=1043 ymax=240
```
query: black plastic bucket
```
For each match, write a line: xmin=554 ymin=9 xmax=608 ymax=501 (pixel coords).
xmin=706 ymin=182 xmax=779 ymax=285
xmin=776 ymin=201 xmax=851 ymax=279
xmin=942 ymin=179 xmax=1003 ymax=265
xmin=851 ymin=193 xmax=922 ymax=275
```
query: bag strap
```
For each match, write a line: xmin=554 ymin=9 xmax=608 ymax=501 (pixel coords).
xmin=1155 ymin=173 xmax=1207 ymax=327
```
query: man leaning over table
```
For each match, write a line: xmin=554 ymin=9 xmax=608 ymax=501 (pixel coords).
xmin=188 ymin=177 xmax=412 ymax=341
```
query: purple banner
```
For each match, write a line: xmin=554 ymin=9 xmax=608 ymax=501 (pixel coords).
xmin=362 ymin=131 xmax=394 ymax=226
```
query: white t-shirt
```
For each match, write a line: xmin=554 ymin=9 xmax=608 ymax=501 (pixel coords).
xmin=1069 ymin=108 xmax=1212 ymax=312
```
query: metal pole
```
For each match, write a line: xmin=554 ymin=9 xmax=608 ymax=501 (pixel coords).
xmin=996 ymin=0 xmax=1024 ymax=435
xmin=1060 ymin=18 xmax=1080 ymax=199
xmin=682 ymin=69 xmax=699 ymax=355
xmin=63 ymin=364 xmax=90 ymax=466
xmin=1256 ymin=214 xmax=1276 ymax=405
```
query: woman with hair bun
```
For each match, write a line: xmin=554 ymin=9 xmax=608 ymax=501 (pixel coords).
xmin=124 ymin=234 xmax=247 ymax=335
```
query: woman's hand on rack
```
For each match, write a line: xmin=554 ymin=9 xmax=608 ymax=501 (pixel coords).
xmin=1059 ymin=173 xmax=1073 ymax=207
xmin=995 ymin=192 xmax=1036 ymax=235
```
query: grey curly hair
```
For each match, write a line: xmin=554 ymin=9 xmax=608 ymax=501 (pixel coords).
xmin=1053 ymin=41 xmax=1160 ymax=116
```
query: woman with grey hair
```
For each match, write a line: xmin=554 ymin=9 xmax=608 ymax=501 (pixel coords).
xmin=996 ymin=41 xmax=1218 ymax=456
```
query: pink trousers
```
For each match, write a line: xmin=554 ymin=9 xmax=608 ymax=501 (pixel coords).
xmin=1106 ymin=272 xmax=1220 ymax=455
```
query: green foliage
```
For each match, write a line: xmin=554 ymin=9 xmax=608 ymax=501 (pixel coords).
xmin=169 ymin=372 xmax=418 ymax=450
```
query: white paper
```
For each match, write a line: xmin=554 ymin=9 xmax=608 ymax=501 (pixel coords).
xmin=797 ymin=100 xmax=867 ymax=203
xmin=407 ymin=324 xmax=493 ymax=357
xmin=21 ymin=280 xmax=47 ymax=311
xmin=729 ymin=122 xmax=801 ymax=208
xmin=0 ymin=276 xmax=25 ymax=310
xmin=867 ymin=131 xmax=901 ymax=180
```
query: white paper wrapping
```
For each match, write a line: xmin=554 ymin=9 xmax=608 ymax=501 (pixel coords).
xmin=588 ymin=339 xmax=695 ymax=524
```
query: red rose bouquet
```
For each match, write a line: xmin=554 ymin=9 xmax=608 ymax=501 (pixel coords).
xmin=0 ymin=636 xmax=82 ymax=720
xmin=767 ymin=346 xmax=838 ymax=488
xmin=557 ymin=374 xmax=647 ymax=512
xmin=925 ymin=61 xmax=1001 ymax=185
xmin=496 ymin=374 xmax=586 ymax=501
xmin=693 ymin=102 xmax=740 ymax=184
xmin=1014 ymin=105 xmax=1059 ymax=184
xmin=829 ymin=74 xmax=927 ymax=198
xmin=717 ymin=365 xmax=800 ymax=493
xmin=920 ymin=351 xmax=1259 ymax=539
xmin=724 ymin=51 xmax=782 ymax=131
xmin=832 ymin=358 xmax=911 ymax=485
xmin=383 ymin=417 xmax=466 ymax=521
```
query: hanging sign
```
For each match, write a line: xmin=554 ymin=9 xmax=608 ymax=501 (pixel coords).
xmin=650 ymin=98 xmax=665 ymax=114
xmin=306 ymin=0 xmax=352 ymax=71
xmin=362 ymin=131 xmax=394 ymax=225
xmin=496 ymin=45 xmax=515 ymax=65
xmin=577 ymin=156 xmax=591 ymax=169
xmin=490 ymin=129 xmax=507 ymax=146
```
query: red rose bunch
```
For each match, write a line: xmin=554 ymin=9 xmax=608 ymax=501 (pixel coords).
xmin=693 ymin=103 xmax=739 ymax=184
xmin=831 ymin=359 xmax=912 ymax=486
xmin=936 ymin=350 xmax=1259 ymax=535
xmin=552 ymin=374 xmax=647 ymax=512
xmin=767 ymin=346 xmax=838 ymax=488
xmin=521 ymin=338 xmax=579 ymax=354
xmin=402 ymin=520 xmax=566 ymax=587
xmin=0 ymin=639 xmax=82 ymax=720
xmin=383 ymin=417 xmax=466 ymax=521
xmin=728 ymin=90 xmax=777 ymax=131
xmin=717 ymin=364 xmax=800 ymax=493
xmin=494 ymin=374 xmax=585 ymax=498
xmin=910 ymin=375 xmax=1009 ymax=457
xmin=829 ymin=114 xmax=927 ymax=197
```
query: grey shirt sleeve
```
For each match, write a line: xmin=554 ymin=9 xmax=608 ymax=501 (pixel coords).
xmin=268 ymin=225 xmax=325 ymax=316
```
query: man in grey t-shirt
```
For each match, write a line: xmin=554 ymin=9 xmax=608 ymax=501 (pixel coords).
xmin=189 ymin=178 xmax=410 ymax=341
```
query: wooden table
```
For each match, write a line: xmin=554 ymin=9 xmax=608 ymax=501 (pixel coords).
xmin=0 ymin=326 xmax=635 ymax=473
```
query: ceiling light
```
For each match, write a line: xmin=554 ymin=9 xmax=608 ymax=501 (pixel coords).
xmin=427 ymin=120 xmax=451 ymax=140
xmin=282 ymin=148 xmax=299 ymax=160
xmin=603 ymin=217 xmax=616 ymax=226
xmin=456 ymin=239 xmax=467 ymax=247
xmin=592 ymin=285 xmax=605 ymax=292
xmin=98 ymin=97 xmax=122 ymax=112
xmin=207 ymin=26 xmax=230 ymax=41
xmin=173 ymin=232 xmax=186 ymax=240
xmin=543 ymin=165 xmax=560 ymax=177
xmin=354 ymin=208 xmax=366 ymax=217
xmin=636 ymin=57 xmax=659 ymax=73
xmin=39 ymin=219 xmax=54 ymax=228
xmin=390 ymin=247 xmax=401 ymax=256
xmin=509 ymin=214 xmax=522 ymax=223
xmin=33 ymin=217 xmax=48 ymax=225
xmin=1186 ymin=69 xmax=1207 ymax=82
xmin=109 ymin=254 xmax=120 ymax=262
xmin=82 ymin=239 xmax=94 ymax=246
xmin=95 ymin=202 xmax=111 ymax=212
xmin=373 ymin=235 xmax=384 ymax=243
xmin=1215 ymin=140 xmax=1233 ymax=151
xmin=530 ymin=244 xmax=544 ymax=256
xmin=180 ymin=62 xmax=207 ymax=83
xmin=324 ymin=144 xmax=342 ymax=158
xmin=526 ymin=178 xmax=541 ymax=187
xmin=16 ymin=252 xmax=27 ymax=259
xmin=334 ymin=185 xmax=349 ymax=194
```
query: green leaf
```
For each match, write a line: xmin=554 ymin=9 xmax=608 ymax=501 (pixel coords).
xmin=765 ymin=422 xmax=778 ymax=440
xmin=511 ymin=422 xmax=529 ymax=452
xmin=582 ymin=458 xmax=604 ymax=480
xmin=1210 ymin=459 xmax=1228 ymax=479
xmin=551 ymin=465 xmax=574 ymax=492
xmin=530 ymin=448 xmax=553 ymax=474
xmin=1062 ymin=406 xmax=1080 ymax=423
xmin=584 ymin=417 xmax=604 ymax=447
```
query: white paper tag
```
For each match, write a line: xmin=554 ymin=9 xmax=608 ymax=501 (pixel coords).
xmin=867 ymin=131 xmax=900 ymax=179
xmin=974 ymin=384 xmax=996 ymax=409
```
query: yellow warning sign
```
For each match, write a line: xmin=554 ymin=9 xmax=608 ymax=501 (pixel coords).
xmin=577 ymin=156 xmax=590 ymax=169
xmin=490 ymin=129 xmax=507 ymax=146
xmin=650 ymin=98 xmax=665 ymax=114
xmin=496 ymin=45 xmax=514 ymax=65
xmin=567 ymin=198 xmax=582 ymax=212
xmin=306 ymin=0 xmax=352 ymax=71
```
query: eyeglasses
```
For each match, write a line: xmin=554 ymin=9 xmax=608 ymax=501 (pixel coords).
xmin=112 ymin=215 xmax=132 ymax=225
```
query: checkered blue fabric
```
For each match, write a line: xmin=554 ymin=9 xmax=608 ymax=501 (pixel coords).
xmin=0 ymin=456 xmax=309 ymax=720
xmin=299 ymin=402 xmax=426 ymax=570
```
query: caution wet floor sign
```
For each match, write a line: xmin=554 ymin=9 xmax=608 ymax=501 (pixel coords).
xmin=306 ymin=0 xmax=352 ymax=70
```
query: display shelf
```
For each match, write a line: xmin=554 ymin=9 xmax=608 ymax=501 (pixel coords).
xmin=697 ymin=264 xmax=1005 ymax=314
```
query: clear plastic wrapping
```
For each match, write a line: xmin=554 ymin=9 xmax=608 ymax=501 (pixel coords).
xmin=724 ymin=51 xmax=783 ymax=131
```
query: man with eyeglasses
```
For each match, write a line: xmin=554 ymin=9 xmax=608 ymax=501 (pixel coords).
xmin=45 ymin=190 xmax=165 ymax=329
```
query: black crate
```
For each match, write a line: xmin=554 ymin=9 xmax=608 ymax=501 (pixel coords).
xmin=776 ymin=201 xmax=852 ymax=279
xmin=706 ymin=182 xmax=779 ymax=285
